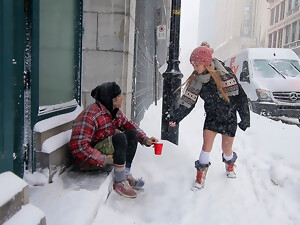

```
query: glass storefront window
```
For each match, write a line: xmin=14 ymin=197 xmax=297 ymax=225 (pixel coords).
xmin=39 ymin=0 xmax=77 ymax=113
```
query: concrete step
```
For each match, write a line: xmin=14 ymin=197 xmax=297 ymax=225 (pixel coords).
xmin=0 ymin=172 xmax=46 ymax=225
xmin=33 ymin=107 xmax=82 ymax=182
xmin=3 ymin=204 xmax=46 ymax=225
xmin=0 ymin=172 xmax=29 ymax=224
xmin=35 ymin=130 xmax=73 ymax=183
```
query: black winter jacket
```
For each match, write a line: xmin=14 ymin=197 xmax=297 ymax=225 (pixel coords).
xmin=170 ymin=74 xmax=250 ymax=137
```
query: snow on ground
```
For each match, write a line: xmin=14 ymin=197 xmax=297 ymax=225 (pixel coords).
xmin=25 ymin=86 xmax=300 ymax=225
xmin=26 ymin=98 xmax=300 ymax=225
xmin=90 ymin=100 xmax=300 ymax=225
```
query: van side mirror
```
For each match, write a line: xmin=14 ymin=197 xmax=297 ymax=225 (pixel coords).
xmin=240 ymin=71 xmax=250 ymax=83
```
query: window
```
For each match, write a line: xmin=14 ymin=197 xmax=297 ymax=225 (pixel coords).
xmin=288 ymin=0 xmax=292 ymax=11
xmin=271 ymin=60 xmax=300 ymax=78
xmin=292 ymin=21 xmax=297 ymax=42
xmin=275 ymin=5 xmax=279 ymax=23
xmin=270 ymin=8 xmax=275 ymax=25
xmin=299 ymin=20 xmax=300 ymax=40
xmin=239 ymin=61 xmax=250 ymax=83
xmin=273 ymin=31 xmax=277 ymax=47
xmin=242 ymin=20 xmax=250 ymax=36
xmin=268 ymin=34 xmax=272 ymax=48
xmin=38 ymin=0 xmax=81 ymax=115
xmin=285 ymin=24 xmax=291 ymax=44
xmin=253 ymin=60 xmax=279 ymax=78
xmin=280 ymin=1 xmax=285 ymax=20
xmin=244 ymin=7 xmax=250 ymax=19
xmin=278 ymin=29 xmax=283 ymax=48
xmin=253 ymin=59 xmax=300 ymax=79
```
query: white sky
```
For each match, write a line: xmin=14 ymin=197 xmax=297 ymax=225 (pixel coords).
xmin=197 ymin=0 xmax=219 ymax=47
xmin=179 ymin=0 xmax=219 ymax=78
xmin=179 ymin=0 xmax=200 ymax=78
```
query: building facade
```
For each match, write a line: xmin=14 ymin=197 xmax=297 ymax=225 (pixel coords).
xmin=0 ymin=0 xmax=170 ymax=178
xmin=82 ymin=0 xmax=169 ymax=122
xmin=213 ymin=0 xmax=270 ymax=60
xmin=267 ymin=0 xmax=300 ymax=57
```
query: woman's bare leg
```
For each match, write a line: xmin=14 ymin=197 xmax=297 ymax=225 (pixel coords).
xmin=202 ymin=129 xmax=217 ymax=152
xmin=221 ymin=135 xmax=234 ymax=156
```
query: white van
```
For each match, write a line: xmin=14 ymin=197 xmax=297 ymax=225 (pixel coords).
xmin=224 ymin=48 xmax=300 ymax=119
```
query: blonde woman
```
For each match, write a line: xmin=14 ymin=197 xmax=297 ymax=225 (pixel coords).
xmin=169 ymin=46 xmax=250 ymax=190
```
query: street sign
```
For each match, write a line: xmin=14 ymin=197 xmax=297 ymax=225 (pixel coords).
xmin=157 ymin=25 xmax=166 ymax=40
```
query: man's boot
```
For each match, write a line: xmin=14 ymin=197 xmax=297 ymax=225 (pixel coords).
xmin=113 ymin=164 xmax=137 ymax=198
xmin=191 ymin=160 xmax=211 ymax=190
xmin=222 ymin=152 xmax=237 ymax=178
xmin=113 ymin=180 xmax=137 ymax=198
xmin=127 ymin=174 xmax=145 ymax=189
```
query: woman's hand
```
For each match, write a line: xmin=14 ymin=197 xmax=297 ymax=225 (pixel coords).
xmin=169 ymin=121 xmax=176 ymax=127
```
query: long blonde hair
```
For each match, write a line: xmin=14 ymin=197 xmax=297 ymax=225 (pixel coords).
xmin=175 ymin=65 xmax=230 ymax=103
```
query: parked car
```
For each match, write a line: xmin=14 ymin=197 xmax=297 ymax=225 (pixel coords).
xmin=224 ymin=48 xmax=300 ymax=120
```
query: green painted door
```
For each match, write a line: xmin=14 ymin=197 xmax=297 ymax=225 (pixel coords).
xmin=0 ymin=1 xmax=25 ymax=177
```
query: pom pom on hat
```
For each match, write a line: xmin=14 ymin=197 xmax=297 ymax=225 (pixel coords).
xmin=190 ymin=46 xmax=214 ymax=66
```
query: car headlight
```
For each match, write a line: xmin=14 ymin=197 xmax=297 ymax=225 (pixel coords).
xmin=256 ymin=89 xmax=273 ymax=102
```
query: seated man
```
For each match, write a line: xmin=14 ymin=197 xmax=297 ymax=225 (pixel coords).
xmin=69 ymin=82 xmax=158 ymax=198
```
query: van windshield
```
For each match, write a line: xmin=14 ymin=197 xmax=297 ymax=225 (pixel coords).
xmin=253 ymin=59 xmax=300 ymax=78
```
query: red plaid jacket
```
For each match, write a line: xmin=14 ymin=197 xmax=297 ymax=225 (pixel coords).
xmin=69 ymin=103 xmax=149 ymax=169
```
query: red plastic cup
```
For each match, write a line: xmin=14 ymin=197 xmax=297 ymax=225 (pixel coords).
xmin=154 ymin=143 xmax=163 ymax=155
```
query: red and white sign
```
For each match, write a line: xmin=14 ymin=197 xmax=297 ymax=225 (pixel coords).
xmin=157 ymin=25 xmax=166 ymax=40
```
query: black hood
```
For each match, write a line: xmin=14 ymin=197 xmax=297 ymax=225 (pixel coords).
xmin=91 ymin=82 xmax=121 ymax=114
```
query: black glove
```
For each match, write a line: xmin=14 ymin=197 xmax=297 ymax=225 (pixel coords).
xmin=238 ymin=121 xmax=250 ymax=131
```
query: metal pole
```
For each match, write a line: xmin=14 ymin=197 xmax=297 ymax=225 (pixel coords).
xmin=161 ymin=0 xmax=182 ymax=145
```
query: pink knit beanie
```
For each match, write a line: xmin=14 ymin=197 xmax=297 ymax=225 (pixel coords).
xmin=190 ymin=46 xmax=214 ymax=66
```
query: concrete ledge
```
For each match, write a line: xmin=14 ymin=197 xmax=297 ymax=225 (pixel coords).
xmin=35 ymin=143 xmax=71 ymax=183
xmin=89 ymin=171 xmax=114 ymax=224
xmin=34 ymin=122 xmax=73 ymax=153
xmin=3 ymin=204 xmax=46 ymax=225
xmin=0 ymin=172 xmax=29 ymax=224
xmin=35 ymin=128 xmax=73 ymax=183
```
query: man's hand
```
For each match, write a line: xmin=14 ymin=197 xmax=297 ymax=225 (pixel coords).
xmin=105 ymin=155 xmax=114 ymax=165
xmin=146 ymin=137 xmax=158 ymax=146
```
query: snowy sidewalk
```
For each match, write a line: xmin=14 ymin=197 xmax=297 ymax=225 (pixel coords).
xmin=92 ymin=100 xmax=300 ymax=225
xmin=27 ymin=99 xmax=300 ymax=225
